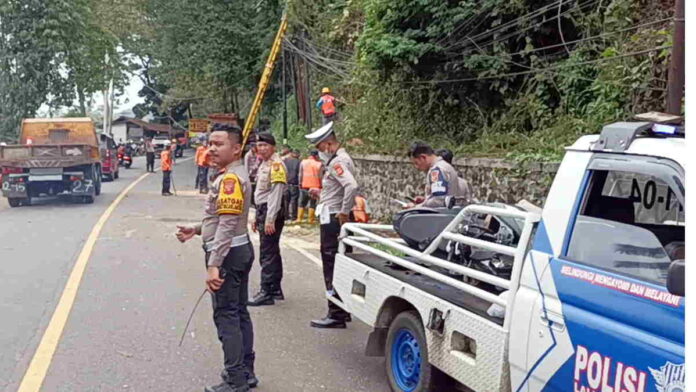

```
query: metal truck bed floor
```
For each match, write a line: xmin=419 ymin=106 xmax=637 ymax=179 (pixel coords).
xmin=346 ymin=251 xmax=503 ymax=326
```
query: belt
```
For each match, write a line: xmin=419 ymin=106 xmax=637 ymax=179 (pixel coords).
xmin=203 ymin=234 xmax=250 ymax=252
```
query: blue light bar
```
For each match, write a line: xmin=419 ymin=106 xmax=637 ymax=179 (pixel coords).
xmin=652 ymin=124 xmax=678 ymax=135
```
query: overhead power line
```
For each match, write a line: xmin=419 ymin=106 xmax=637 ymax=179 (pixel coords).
xmin=405 ymin=45 xmax=671 ymax=85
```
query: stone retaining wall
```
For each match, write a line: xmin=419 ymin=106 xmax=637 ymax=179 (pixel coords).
xmin=351 ymin=154 xmax=560 ymax=221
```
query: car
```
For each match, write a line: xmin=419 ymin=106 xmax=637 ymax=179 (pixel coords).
xmin=152 ymin=136 xmax=171 ymax=158
xmin=99 ymin=133 xmax=119 ymax=181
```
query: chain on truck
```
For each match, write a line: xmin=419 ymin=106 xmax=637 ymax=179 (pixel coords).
xmin=331 ymin=113 xmax=685 ymax=392
xmin=0 ymin=118 xmax=103 ymax=207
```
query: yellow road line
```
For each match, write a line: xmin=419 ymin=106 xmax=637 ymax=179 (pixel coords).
xmin=17 ymin=172 xmax=151 ymax=392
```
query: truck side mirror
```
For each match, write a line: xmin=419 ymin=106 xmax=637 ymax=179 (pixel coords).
xmin=666 ymin=259 xmax=685 ymax=297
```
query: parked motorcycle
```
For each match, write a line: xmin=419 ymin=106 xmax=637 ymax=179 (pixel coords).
xmin=393 ymin=200 xmax=524 ymax=293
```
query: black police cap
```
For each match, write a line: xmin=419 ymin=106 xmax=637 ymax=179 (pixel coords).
xmin=256 ymin=132 xmax=276 ymax=146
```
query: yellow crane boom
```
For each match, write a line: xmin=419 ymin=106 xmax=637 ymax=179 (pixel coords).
xmin=242 ymin=14 xmax=288 ymax=147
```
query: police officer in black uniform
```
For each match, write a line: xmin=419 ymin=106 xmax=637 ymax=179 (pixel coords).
xmin=305 ymin=122 xmax=358 ymax=329
xmin=248 ymin=132 xmax=287 ymax=306
xmin=176 ymin=124 xmax=257 ymax=392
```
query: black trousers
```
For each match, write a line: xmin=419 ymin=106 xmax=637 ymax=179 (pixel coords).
xmin=285 ymin=185 xmax=299 ymax=220
xmin=197 ymin=166 xmax=209 ymax=191
xmin=146 ymin=152 xmax=155 ymax=172
xmin=299 ymin=189 xmax=317 ymax=209
xmin=206 ymin=243 xmax=255 ymax=387
xmin=255 ymin=203 xmax=285 ymax=292
xmin=162 ymin=170 xmax=171 ymax=194
xmin=320 ymin=214 xmax=350 ymax=320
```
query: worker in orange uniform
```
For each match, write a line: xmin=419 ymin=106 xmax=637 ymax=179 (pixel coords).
xmin=351 ymin=193 xmax=371 ymax=223
xmin=316 ymin=87 xmax=338 ymax=125
xmin=296 ymin=150 xmax=323 ymax=224
xmin=161 ymin=146 xmax=173 ymax=196
xmin=195 ymin=141 xmax=210 ymax=193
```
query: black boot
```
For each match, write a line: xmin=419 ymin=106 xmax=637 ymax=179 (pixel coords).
xmin=247 ymin=290 xmax=275 ymax=307
xmin=246 ymin=372 xmax=259 ymax=389
xmin=271 ymin=287 xmax=284 ymax=300
xmin=310 ymin=316 xmax=347 ymax=329
xmin=204 ymin=381 xmax=249 ymax=392
xmin=222 ymin=369 xmax=258 ymax=389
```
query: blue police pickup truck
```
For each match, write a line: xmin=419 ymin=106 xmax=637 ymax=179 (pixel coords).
xmin=332 ymin=113 xmax=685 ymax=392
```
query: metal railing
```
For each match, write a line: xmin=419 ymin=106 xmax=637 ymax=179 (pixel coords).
xmin=338 ymin=204 xmax=540 ymax=327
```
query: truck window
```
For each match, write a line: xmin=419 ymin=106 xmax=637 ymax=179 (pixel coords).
xmin=49 ymin=129 xmax=70 ymax=143
xmin=566 ymin=169 xmax=684 ymax=286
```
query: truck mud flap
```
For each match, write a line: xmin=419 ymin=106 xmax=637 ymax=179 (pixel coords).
xmin=365 ymin=327 xmax=388 ymax=357
xmin=2 ymin=177 xmax=29 ymax=198
xmin=69 ymin=177 xmax=96 ymax=195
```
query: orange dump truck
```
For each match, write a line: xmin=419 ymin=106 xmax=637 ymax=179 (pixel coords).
xmin=0 ymin=118 xmax=102 ymax=207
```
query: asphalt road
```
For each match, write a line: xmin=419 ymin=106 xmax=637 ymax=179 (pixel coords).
xmin=1 ymin=152 xmax=389 ymax=392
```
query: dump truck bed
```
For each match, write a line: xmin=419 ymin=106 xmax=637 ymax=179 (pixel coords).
xmin=0 ymin=144 xmax=100 ymax=168
xmin=0 ymin=118 xmax=100 ymax=168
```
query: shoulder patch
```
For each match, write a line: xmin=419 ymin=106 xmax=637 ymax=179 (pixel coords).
xmin=429 ymin=167 xmax=449 ymax=196
xmin=270 ymin=161 xmax=287 ymax=183
xmin=217 ymin=173 xmax=244 ymax=215
xmin=333 ymin=163 xmax=344 ymax=176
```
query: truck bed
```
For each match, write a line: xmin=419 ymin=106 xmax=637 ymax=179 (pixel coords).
xmin=0 ymin=144 xmax=99 ymax=168
xmin=347 ymin=251 xmax=502 ymax=326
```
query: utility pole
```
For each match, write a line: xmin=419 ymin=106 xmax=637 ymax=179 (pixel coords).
xmin=282 ymin=46 xmax=288 ymax=145
xmin=305 ymin=34 xmax=312 ymax=131
xmin=665 ymin=0 xmax=684 ymax=114
xmin=289 ymin=50 xmax=300 ymax=124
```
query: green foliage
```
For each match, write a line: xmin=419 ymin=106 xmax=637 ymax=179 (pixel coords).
xmin=0 ymin=0 xmax=129 ymax=140
xmin=135 ymin=0 xmax=284 ymax=117
xmin=283 ymin=0 xmax=677 ymax=161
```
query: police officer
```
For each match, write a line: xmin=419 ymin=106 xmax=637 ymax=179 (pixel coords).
xmin=248 ymin=132 xmax=287 ymax=306
xmin=305 ymin=122 xmax=357 ymax=329
xmin=408 ymin=141 xmax=463 ymax=208
xmin=175 ymin=123 xmax=257 ymax=392
xmin=435 ymin=147 xmax=473 ymax=202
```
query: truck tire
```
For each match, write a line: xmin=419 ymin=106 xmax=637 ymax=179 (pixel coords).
xmin=8 ymin=197 xmax=31 ymax=207
xmin=94 ymin=166 xmax=102 ymax=196
xmin=385 ymin=311 xmax=438 ymax=392
xmin=114 ymin=169 xmax=119 ymax=179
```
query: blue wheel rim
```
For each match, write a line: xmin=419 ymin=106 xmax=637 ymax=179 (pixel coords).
xmin=390 ymin=328 xmax=421 ymax=391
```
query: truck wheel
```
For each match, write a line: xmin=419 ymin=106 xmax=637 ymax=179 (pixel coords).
xmin=8 ymin=198 xmax=21 ymax=208
xmin=94 ymin=167 xmax=102 ymax=196
xmin=95 ymin=176 xmax=102 ymax=196
xmin=386 ymin=311 xmax=437 ymax=392
xmin=79 ymin=195 xmax=94 ymax=204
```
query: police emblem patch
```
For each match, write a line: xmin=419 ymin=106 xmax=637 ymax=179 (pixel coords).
xmin=223 ymin=177 xmax=236 ymax=194
xmin=430 ymin=170 xmax=439 ymax=183
xmin=333 ymin=163 xmax=344 ymax=176
xmin=649 ymin=362 xmax=685 ymax=392
xmin=217 ymin=173 xmax=243 ymax=215
xmin=270 ymin=161 xmax=287 ymax=183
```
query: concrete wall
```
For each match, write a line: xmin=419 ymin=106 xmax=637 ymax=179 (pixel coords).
xmin=111 ymin=123 xmax=127 ymax=144
xmin=351 ymin=154 xmax=560 ymax=221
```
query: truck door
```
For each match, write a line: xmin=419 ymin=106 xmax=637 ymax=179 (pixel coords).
xmin=541 ymin=156 xmax=685 ymax=392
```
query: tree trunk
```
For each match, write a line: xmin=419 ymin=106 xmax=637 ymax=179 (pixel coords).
xmin=77 ymin=88 xmax=87 ymax=116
